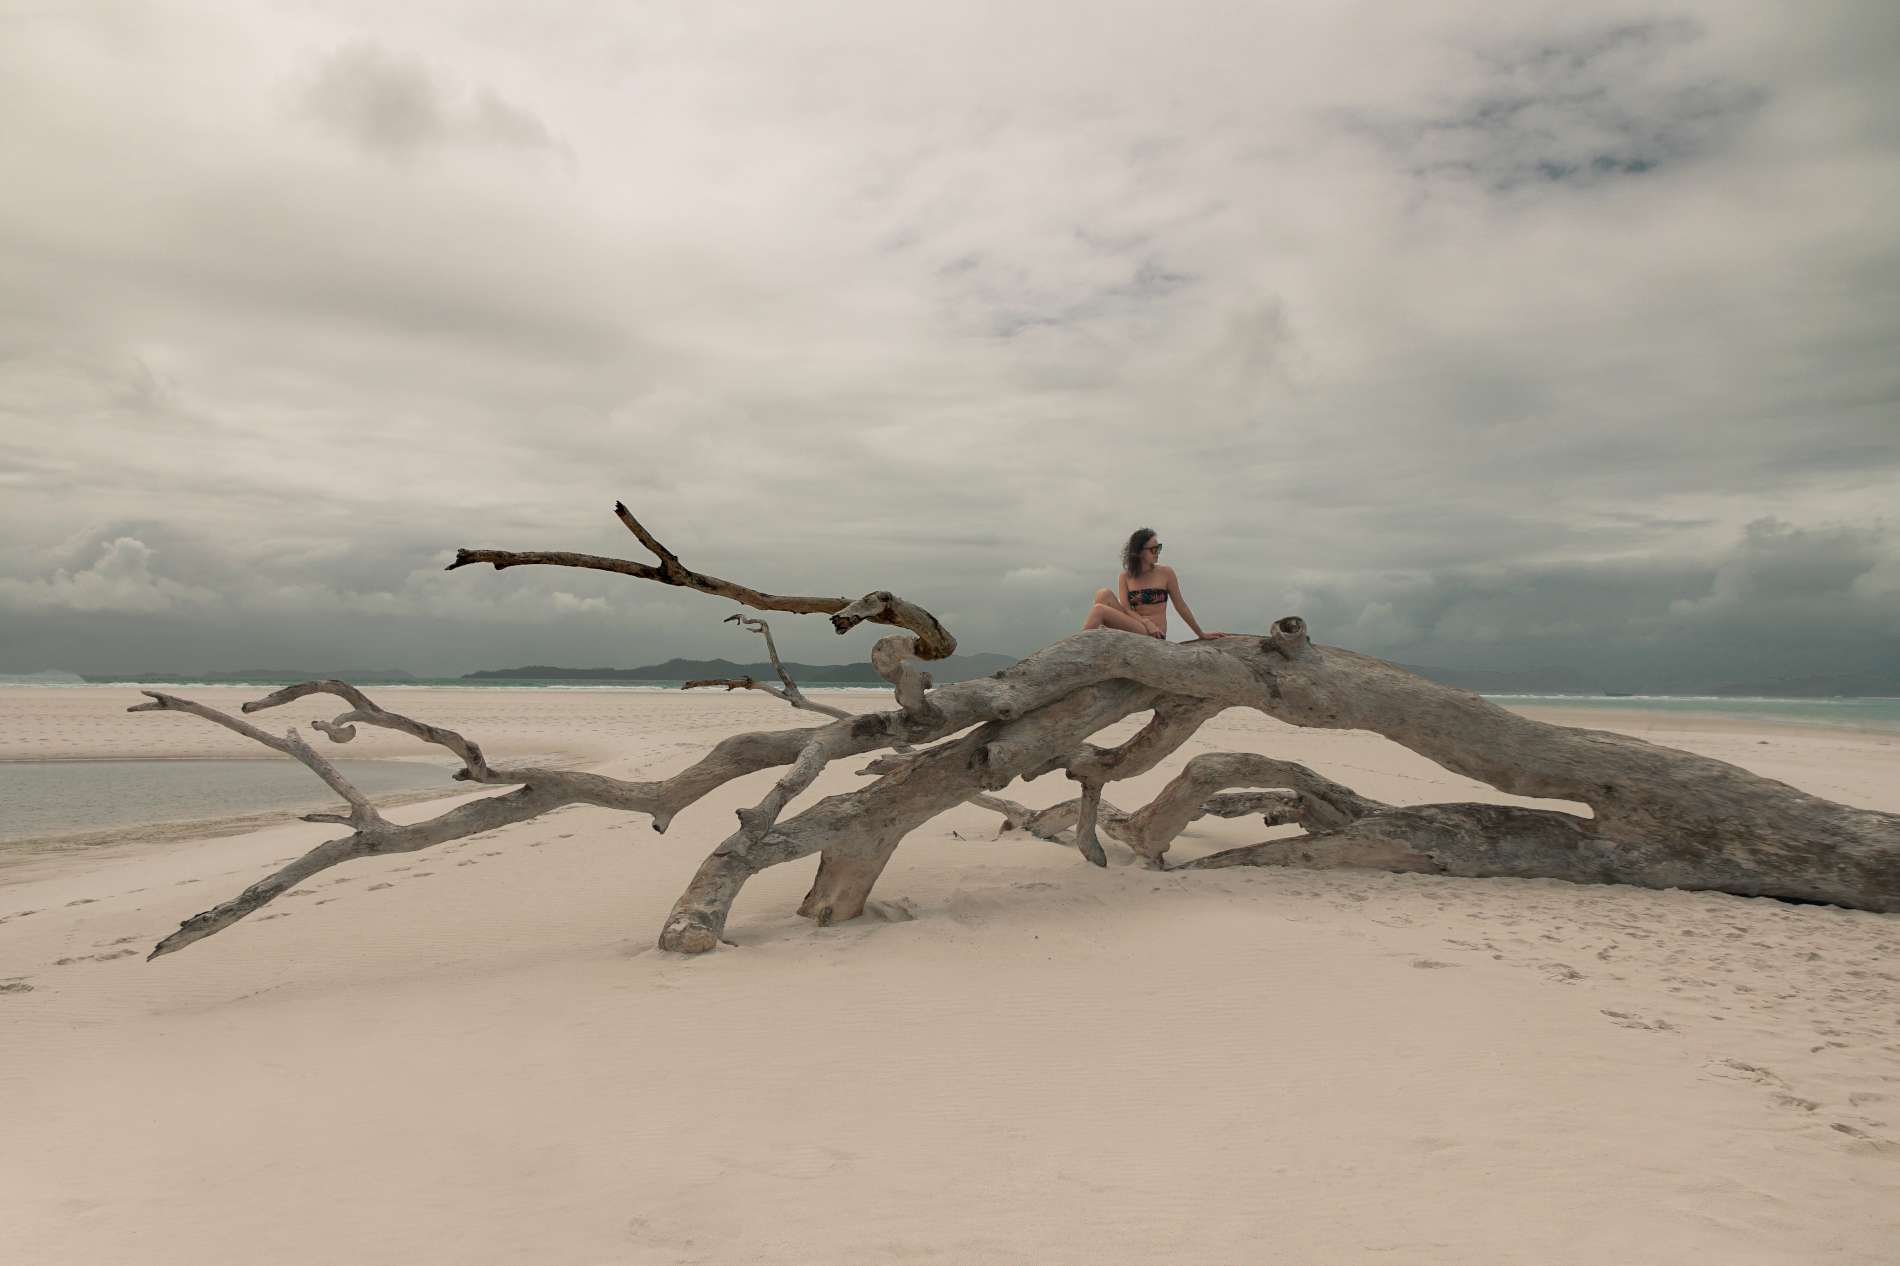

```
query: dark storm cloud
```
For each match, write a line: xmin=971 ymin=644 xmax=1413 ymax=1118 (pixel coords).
xmin=1285 ymin=520 xmax=1900 ymax=684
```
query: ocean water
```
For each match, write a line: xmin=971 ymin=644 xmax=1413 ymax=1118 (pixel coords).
xmin=0 ymin=758 xmax=455 ymax=844
xmin=58 ymin=677 xmax=1900 ymax=733
xmin=1484 ymin=693 xmax=1900 ymax=733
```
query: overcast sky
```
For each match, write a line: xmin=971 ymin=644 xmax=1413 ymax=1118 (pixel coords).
xmin=2 ymin=1 xmax=1895 ymax=683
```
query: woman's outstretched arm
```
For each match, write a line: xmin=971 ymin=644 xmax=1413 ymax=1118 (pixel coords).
xmin=1167 ymin=569 xmax=1224 ymax=639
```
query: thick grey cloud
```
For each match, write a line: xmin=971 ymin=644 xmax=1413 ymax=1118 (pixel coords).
xmin=1 ymin=2 xmax=1895 ymax=681
xmin=301 ymin=40 xmax=565 ymax=159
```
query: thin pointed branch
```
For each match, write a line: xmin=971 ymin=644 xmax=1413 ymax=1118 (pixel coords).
xmin=613 ymin=500 xmax=683 ymax=572
xmin=148 ymin=785 xmax=569 ymax=959
xmin=450 ymin=502 xmax=957 ymax=658
xmin=130 ymin=692 xmax=387 ymax=831
xmin=680 ymin=616 xmax=852 ymax=721
xmin=239 ymin=680 xmax=493 ymax=780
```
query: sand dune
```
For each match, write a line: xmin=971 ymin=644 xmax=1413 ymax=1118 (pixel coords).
xmin=2 ymin=687 xmax=1896 ymax=1264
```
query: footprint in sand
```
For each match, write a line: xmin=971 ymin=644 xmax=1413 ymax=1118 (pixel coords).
xmin=52 ymin=949 xmax=137 ymax=965
xmin=64 ymin=897 xmax=97 ymax=907
xmin=1828 ymin=1122 xmax=1896 ymax=1150
xmin=2 ymin=978 xmax=35 ymax=994
xmin=1411 ymin=959 xmax=1458 ymax=970
xmin=366 ymin=882 xmax=394 ymax=891
xmin=1711 ymin=1058 xmax=1787 ymax=1088
xmin=1601 ymin=1010 xmax=1677 ymax=1033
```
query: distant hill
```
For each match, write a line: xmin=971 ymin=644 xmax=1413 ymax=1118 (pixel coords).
xmin=464 ymin=652 xmax=1020 ymax=685
xmin=224 ymin=669 xmax=417 ymax=682
xmin=80 ymin=669 xmax=418 ymax=684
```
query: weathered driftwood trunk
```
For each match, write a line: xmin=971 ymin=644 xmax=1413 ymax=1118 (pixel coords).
xmin=1222 ymin=622 xmax=1899 ymax=908
xmin=135 ymin=506 xmax=1900 ymax=962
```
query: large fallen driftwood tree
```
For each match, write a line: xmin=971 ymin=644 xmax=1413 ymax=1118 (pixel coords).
xmin=137 ymin=503 xmax=1900 ymax=960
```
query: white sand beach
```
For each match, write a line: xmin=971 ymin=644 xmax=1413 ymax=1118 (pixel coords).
xmin=2 ymin=686 xmax=1896 ymax=1264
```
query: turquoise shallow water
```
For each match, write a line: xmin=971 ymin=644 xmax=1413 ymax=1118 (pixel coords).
xmin=1486 ymin=694 xmax=1900 ymax=733
xmin=67 ymin=679 xmax=1900 ymax=734
xmin=0 ymin=758 xmax=455 ymax=843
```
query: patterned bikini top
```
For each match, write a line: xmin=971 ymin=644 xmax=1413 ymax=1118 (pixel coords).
xmin=1127 ymin=586 xmax=1168 ymax=608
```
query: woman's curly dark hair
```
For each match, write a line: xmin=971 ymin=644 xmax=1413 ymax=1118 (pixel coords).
xmin=1122 ymin=527 xmax=1158 ymax=578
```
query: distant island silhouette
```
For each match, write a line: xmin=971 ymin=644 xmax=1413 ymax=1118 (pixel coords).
xmin=462 ymin=652 xmax=1020 ymax=684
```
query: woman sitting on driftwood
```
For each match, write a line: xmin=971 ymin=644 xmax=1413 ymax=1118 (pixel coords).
xmin=1082 ymin=527 xmax=1226 ymax=640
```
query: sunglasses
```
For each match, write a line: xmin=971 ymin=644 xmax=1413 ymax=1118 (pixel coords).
xmin=1145 ymin=543 xmax=1164 ymax=553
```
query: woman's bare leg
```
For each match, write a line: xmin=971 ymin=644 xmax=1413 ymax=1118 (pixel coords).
xmin=1083 ymin=587 xmax=1157 ymax=635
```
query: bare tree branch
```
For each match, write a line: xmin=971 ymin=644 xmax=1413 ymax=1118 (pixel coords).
xmin=149 ymin=786 xmax=570 ymax=959
xmin=130 ymin=692 xmax=388 ymax=832
xmin=1118 ymin=752 xmax=1386 ymax=867
xmin=680 ymin=615 xmax=853 ymax=721
xmin=238 ymin=680 xmax=494 ymax=780
xmin=450 ymin=502 xmax=957 ymax=658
